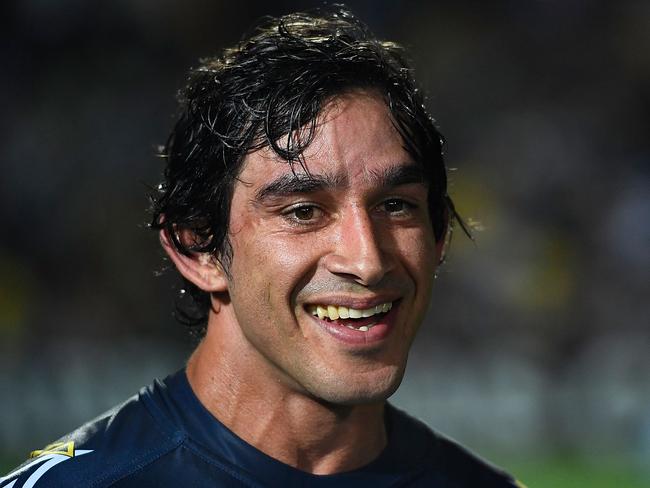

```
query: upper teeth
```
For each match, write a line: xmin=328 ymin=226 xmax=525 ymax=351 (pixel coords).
xmin=309 ymin=302 xmax=392 ymax=320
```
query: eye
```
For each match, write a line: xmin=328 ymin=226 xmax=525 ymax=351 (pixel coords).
xmin=384 ymin=199 xmax=406 ymax=213
xmin=282 ymin=204 xmax=323 ymax=225
xmin=381 ymin=198 xmax=415 ymax=216
xmin=293 ymin=205 xmax=315 ymax=221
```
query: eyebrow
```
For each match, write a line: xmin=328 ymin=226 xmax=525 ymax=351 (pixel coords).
xmin=367 ymin=163 xmax=428 ymax=189
xmin=255 ymin=173 xmax=345 ymax=202
xmin=254 ymin=163 xmax=427 ymax=202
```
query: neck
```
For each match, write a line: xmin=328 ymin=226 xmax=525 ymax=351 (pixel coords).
xmin=186 ymin=306 xmax=388 ymax=475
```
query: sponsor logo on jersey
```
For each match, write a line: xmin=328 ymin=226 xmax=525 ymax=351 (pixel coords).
xmin=29 ymin=442 xmax=76 ymax=459
xmin=0 ymin=441 xmax=93 ymax=488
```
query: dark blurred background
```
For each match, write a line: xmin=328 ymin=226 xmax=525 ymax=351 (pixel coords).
xmin=1 ymin=1 xmax=648 ymax=486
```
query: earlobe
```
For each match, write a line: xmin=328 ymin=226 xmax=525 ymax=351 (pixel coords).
xmin=159 ymin=229 xmax=229 ymax=292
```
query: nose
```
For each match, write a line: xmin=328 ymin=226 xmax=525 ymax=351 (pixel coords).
xmin=322 ymin=207 xmax=393 ymax=286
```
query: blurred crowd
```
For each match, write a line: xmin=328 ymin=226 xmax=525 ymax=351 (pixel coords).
xmin=1 ymin=0 xmax=648 ymax=474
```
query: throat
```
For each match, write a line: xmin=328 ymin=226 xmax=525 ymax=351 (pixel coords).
xmin=249 ymin=400 xmax=388 ymax=475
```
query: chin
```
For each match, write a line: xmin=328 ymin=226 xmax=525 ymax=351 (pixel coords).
xmin=308 ymin=368 xmax=405 ymax=406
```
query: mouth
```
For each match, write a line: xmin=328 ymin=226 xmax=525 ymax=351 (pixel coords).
xmin=305 ymin=300 xmax=397 ymax=346
xmin=306 ymin=302 xmax=392 ymax=331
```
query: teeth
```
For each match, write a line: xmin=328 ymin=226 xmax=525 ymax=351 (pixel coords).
xmin=346 ymin=323 xmax=376 ymax=331
xmin=327 ymin=305 xmax=339 ymax=320
xmin=308 ymin=302 xmax=393 ymax=321
xmin=338 ymin=306 xmax=349 ymax=319
xmin=316 ymin=306 xmax=326 ymax=320
xmin=349 ymin=308 xmax=362 ymax=319
xmin=361 ymin=308 xmax=375 ymax=318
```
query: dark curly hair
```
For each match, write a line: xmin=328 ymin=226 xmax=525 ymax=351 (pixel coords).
xmin=151 ymin=5 xmax=462 ymax=338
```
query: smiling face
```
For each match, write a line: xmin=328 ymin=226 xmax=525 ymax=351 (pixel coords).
xmin=220 ymin=92 xmax=443 ymax=405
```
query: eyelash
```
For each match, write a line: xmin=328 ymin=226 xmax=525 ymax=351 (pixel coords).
xmin=282 ymin=204 xmax=323 ymax=225
xmin=379 ymin=198 xmax=417 ymax=216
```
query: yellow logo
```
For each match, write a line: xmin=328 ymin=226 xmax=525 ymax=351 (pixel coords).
xmin=29 ymin=441 xmax=75 ymax=459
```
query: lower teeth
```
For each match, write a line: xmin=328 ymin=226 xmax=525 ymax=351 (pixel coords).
xmin=346 ymin=324 xmax=374 ymax=332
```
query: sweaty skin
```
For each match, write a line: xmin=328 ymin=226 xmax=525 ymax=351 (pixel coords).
xmin=168 ymin=92 xmax=445 ymax=475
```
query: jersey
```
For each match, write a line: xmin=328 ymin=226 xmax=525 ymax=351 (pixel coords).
xmin=1 ymin=369 xmax=524 ymax=487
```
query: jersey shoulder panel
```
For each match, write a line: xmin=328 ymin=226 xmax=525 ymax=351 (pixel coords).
xmin=388 ymin=406 xmax=522 ymax=487
xmin=427 ymin=432 xmax=520 ymax=487
xmin=1 ymin=390 xmax=185 ymax=488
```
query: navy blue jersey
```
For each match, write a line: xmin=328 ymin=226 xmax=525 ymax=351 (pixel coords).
xmin=2 ymin=370 xmax=523 ymax=487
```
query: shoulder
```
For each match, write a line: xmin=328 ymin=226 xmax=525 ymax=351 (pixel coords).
xmin=1 ymin=387 xmax=186 ymax=488
xmin=387 ymin=404 xmax=525 ymax=487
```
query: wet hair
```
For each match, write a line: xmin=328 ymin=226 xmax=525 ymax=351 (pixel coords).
xmin=150 ymin=5 xmax=461 ymax=338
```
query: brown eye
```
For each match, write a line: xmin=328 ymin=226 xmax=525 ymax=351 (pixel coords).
xmin=282 ymin=204 xmax=324 ymax=226
xmin=384 ymin=199 xmax=405 ymax=213
xmin=293 ymin=206 xmax=315 ymax=220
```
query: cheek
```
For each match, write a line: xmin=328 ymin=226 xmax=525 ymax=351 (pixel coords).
xmin=393 ymin=227 xmax=437 ymax=271
xmin=397 ymin=231 xmax=437 ymax=316
xmin=231 ymin=230 xmax=322 ymax=305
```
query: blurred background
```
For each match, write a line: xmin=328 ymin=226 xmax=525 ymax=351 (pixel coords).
xmin=1 ymin=1 xmax=648 ymax=486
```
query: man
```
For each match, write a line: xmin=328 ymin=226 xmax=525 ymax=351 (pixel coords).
xmin=2 ymin=6 xmax=525 ymax=487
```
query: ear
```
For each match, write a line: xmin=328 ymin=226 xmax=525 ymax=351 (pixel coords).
xmin=434 ymin=209 xmax=451 ymax=267
xmin=159 ymin=229 xmax=229 ymax=293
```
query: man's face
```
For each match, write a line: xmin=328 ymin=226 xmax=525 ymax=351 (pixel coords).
xmin=224 ymin=92 xmax=441 ymax=405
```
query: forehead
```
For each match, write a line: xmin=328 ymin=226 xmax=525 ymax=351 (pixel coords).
xmin=239 ymin=92 xmax=412 ymax=185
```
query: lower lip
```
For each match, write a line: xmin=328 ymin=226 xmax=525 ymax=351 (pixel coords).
xmin=308 ymin=304 xmax=398 ymax=346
